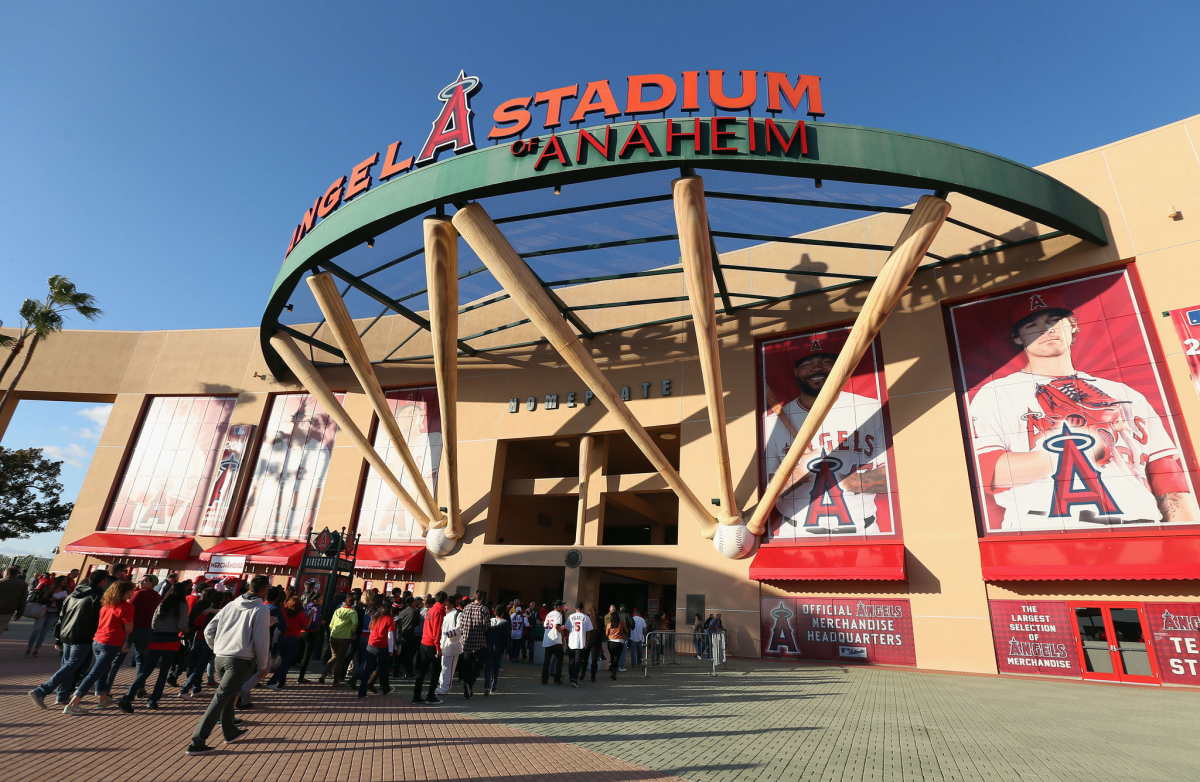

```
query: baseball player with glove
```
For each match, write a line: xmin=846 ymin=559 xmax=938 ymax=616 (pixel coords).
xmin=968 ymin=290 xmax=1198 ymax=531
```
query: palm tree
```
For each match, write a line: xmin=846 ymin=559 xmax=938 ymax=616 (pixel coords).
xmin=0 ymin=276 xmax=102 ymax=414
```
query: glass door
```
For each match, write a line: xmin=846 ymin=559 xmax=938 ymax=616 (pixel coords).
xmin=1071 ymin=603 xmax=1159 ymax=685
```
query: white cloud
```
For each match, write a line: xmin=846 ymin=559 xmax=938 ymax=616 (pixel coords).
xmin=78 ymin=405 xmax=112 ymax=427
xmin=42 ymin=443 xmax=90 ymax=468
xmin=75 ymin=405 xmax=112 ymax=440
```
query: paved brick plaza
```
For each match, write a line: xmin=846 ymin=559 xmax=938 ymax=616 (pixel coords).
xmin=2 ymin=625 xmax=1196 ymax=782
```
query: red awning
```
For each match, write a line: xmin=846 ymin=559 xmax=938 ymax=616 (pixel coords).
xmin=979 ymin=535 xmax=1200 ymax=581
xmin=199 ymin=539 xmax=307 ymax=568
xmin=355 ymin=545 xmax=426 ymax=573
xmin=749 ymin=543 xmax=907 ymax=581
xmin=64 ymin=533 xmax=195 ymax=561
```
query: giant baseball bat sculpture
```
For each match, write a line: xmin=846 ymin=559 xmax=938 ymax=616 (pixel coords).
xmin=746 ymin=195 xmax=951 ymax=535
xmin=307 ymin=272 xmax=438 ymax=532
xmin=270 ymin=332 xmax=432 ymax=531
xmin=673 ymin=175 xmax=741 ymax=526
xmin=451 ymin=202 xmax=719 ymax=538
xmin=424 ymin=217 xmax=464 ymax=539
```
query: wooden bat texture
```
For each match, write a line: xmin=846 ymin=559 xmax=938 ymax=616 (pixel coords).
xmin=424 ymin=217 xmax=464 ymax=539
xmin=269 ymin=332 xmax=431 ymax=531
xmin=575 ymin=434 xmax=595 ymax=546
xmin=746 ymin=195 xmax=951 ymax=535
xmin=673 ymin=175 xmax=741 ymax=525
xmin=307 ymin=272 xmax=437 ymax=533
xmin=451 ymin=202 xmax=719 ymax=539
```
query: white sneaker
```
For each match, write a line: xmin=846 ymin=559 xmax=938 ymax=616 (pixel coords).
xmin=265 ymin=683 xmax=281 ymax=692
xmin=619 ymin=668 xmax=627 ymax=672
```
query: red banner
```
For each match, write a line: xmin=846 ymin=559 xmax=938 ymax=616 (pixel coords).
xmin=1145 ymin=602 xmax=1200 ymax=686
xmin=760 ymin=596 xmax=915 ymax=665
xmin=988 ymin=600 xmax=1081 ymax=676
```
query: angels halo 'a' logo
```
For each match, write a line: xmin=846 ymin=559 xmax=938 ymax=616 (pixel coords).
xmin=417 ymin=70 xmax=483 ymax=165
xmin=314 ymin=527 xmax=332 ymax=556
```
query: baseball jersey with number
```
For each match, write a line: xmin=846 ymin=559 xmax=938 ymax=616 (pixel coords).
xmin=542 ymin=610 xmax=564 ymax=647
xmin=970 ymin=370 xmax=1179 ymax=530
xmin=509 ymin=613 xmax=526 ymax=639
xmin=762 ymin=392 xmax=887 ymax=537
xmin=567 ymin=611 xmax=593 ymax=650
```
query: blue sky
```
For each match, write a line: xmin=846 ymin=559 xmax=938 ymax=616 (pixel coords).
xmin=2 ymin=1 xmax=1198 ymax=553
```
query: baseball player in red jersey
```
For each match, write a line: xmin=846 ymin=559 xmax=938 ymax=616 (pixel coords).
xmin=762 ymin=330 xmax=891 ymax=538
xmin=969 ymin=291 xmax=1198 ymax=530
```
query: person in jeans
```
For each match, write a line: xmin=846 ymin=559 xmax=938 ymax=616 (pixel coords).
xmin=412 ymin=591 xmax=446 ymax=704
xmin=566 ymin=601 xmax=593 ymax=688
xmin=181 ymin=591 xmax=223 ymax=697
xmin=628 ymin=608 xmax=647 ymax=668
xmin=320 ymin=593 xmax=358 ymax=685
xmin=483 ymin=606 xmax=509 ymax=695
xmin=605 ymin=608 xmax=629 ymax=681
xmin=692 ymin=613 xmax=706 ymax=659
xmin=508 ymin=605 xmax=527 ymax=662
xmin=185 ymin=575 xmax=271 ymax=756
xmin=0 ymin=565 xmax=27 ymax=638
xmin=25 ymin=575 xmax=69 ymax=657
xmin=119 ymin=582 xmax=189 ymax=711
xmin=541 ymin=600 xmax=565 ymax=685
xmin=28 ymin=570 xmax=106 ymax=709
xmin=585 ymin=606 xmax=604 ymax=682
xmin=106 ymin=574 xmax=161 ymax=696
xmin=64 ymin=579 xmax=135 ymax=713
xmin=357 ymin=596 xmax=394 ymax=698
xmin=456 ymin=590 xmax=490 ymax=699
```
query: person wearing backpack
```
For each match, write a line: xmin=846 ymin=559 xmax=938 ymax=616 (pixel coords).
xmin=27 ymin=569 xmax=106 ymax=709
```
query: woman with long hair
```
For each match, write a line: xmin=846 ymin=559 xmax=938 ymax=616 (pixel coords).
xmin=24 ymin=575 xmax=69 ymax=658
xmin=604 ymin=607 xmax=629 ymax=681
xmin=266 ymin=595 xmax=309 ymax=689
xmin=63 ymin=580 xmax=136 ymax=714
xmin=181 ymin=590 xmax=223 ymax=698
xmin=435 ymin=596 xmax=463 ymax=696
xmin=118 ymin=582 xmax=189 ymax=711
xmin=357 ymin=596 xmax=394 ymax=698
xmin=585 ymin=605 xmax=604 ymax=683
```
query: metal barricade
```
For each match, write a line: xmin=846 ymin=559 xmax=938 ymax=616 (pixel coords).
xmin=644 ymin=631 xmax=726 ymax=675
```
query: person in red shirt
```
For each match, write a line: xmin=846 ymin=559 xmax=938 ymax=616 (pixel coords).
xmin=105 ymin=575 xmax=162 ymax=696
xmin=412 ymin=591 xmax=447 ymax=704
xmin=358 ymin=597 xmax=395 ymax=698
xmin=265 ymin=596 xmax=308 ymax=689
xmin=63 ymin=580 xmax=135 ymax=714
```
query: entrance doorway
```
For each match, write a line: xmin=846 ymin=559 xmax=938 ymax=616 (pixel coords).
xmin=1071 ymin=602 xmax=1159 ymax=684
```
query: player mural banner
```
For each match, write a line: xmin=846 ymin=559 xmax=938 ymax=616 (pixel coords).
xmin=987 ymin=600 xmax=1081 ymax=676
xmin=197 ymin=424 xmax=255 ymax=537
xmin=948 ymin=269 xmax=1200 ymax=535
xmin=1145 ymin=602 xmax=1200 ymax=686
xmin=237 ymin=393 xmax=342 ymax=540
xmin=356 ymin=387 xmax=442 ymax=543
xmin=761 ymin=596 xmax=915 ymax=665
xmin=105 ymin=396 xmax=237 ymax=534
xmin=1169 ymin=305 xmax=1200 ymax=402
xmin=759 ymin=327 xmax=900 ymax=542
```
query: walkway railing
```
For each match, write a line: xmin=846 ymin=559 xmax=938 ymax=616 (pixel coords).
xmin=644 ymin=631 xmax=726 ymax=676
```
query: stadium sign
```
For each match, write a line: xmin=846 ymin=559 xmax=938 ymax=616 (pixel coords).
xmin=285 ymin=69 xmax=824 ymax=257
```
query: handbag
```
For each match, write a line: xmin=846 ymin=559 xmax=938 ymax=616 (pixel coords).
xmin=24 ymin=602 xmax=48 ymax=620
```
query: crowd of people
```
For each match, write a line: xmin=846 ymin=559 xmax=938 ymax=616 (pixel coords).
xmin=0 ymin=563 xmax=718 ymax=757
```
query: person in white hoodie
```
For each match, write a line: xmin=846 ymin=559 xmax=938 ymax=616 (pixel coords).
xmin=435 ymin=597 xmax=463 ymax=696
xmin=185 ymin=575 xmax=271 ymax=757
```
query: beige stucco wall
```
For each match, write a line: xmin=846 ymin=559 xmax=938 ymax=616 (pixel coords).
xmin=4 ymin=114 xmax=1200 ymax=675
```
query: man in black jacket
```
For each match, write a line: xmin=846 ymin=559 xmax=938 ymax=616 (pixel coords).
xmin=0 ymin=566 xmax=27 ymax=637
xmin=28 ymin=569 xmax=107 ymax=709
xmin=395 ymin=597 xmax=419 ymax=678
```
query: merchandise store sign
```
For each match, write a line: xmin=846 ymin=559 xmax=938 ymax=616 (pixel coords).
xmin=207 ymin=555 xmax=246 ymax=575
xmin=1146 ymin=602 xmax=1200 ymax=685
xmin=988 ymin=600 xmax=1080 ymax=676
xmin=760 ymin=596 xmax=915 ymax=665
